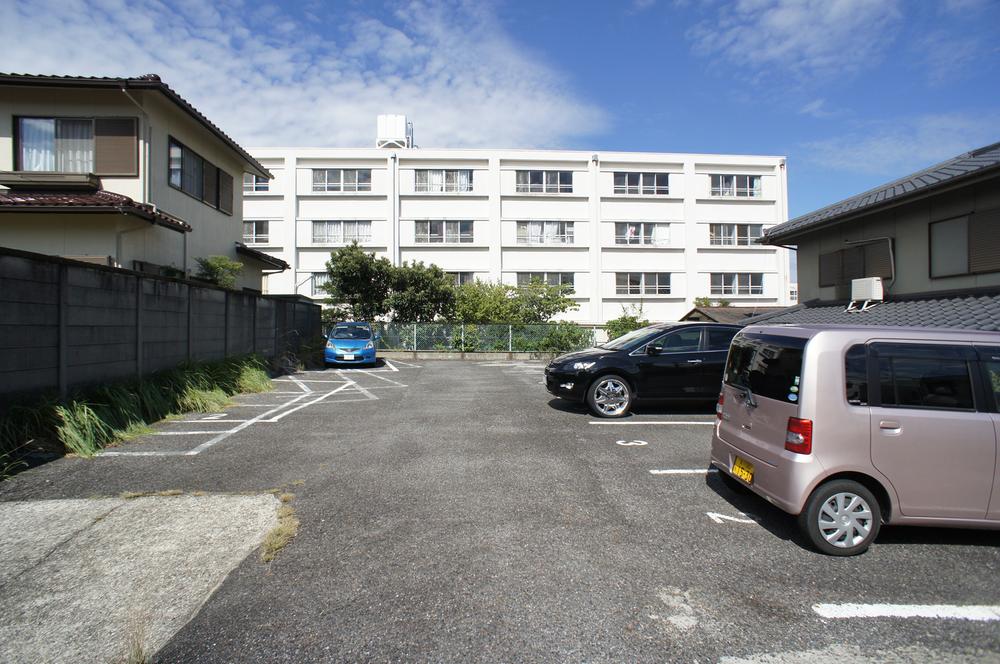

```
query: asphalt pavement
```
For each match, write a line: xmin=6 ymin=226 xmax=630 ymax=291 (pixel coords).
xmin=1 ymin=359 xmax=998 ymax=662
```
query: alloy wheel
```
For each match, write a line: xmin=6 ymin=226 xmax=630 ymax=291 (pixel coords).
xmin=593 ymin=378 xmax=630 ymax=417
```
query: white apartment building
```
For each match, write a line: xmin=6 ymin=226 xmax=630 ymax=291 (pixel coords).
xmin=244 ymin=116 xmax=791 ymax=324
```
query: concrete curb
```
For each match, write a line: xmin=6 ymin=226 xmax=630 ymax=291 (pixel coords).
xmin=380 ymin=350 xmax=558 ymax=361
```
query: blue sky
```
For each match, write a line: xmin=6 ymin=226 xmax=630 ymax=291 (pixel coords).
xmin=4 ymin=0 xmax=999 ymax=218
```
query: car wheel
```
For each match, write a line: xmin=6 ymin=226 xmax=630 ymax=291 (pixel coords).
xmin=717 ymin=468 xmax=750 ymax=495
xmin=798 ymin=479 xmax=881 ymax=556
xmin=587 ymin=375 xmax=633 ymax=418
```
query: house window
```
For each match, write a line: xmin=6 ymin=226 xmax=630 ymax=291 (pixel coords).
xmin=168 ymin=137 xmax=233 ymax=214
xmin=818 ymin=242 xmax=894 ymax=292
xmin=414 ymin=220 xmax=474 ymax=243
xmin=614 ymin=222 xmax=669 ymax=245
xmin=515 ymin=170 xmax=572 ymax=193
xmin=516 ymin=272 xmax=574 ymax=291
xmin=16 ymin=116 xmax=138 ymax=176
xmin=709 ymin=223 xmax=763 ymax=246
xmin=615 ymin=272 xmax=671 ymax=295
xmin=516 ymin=221 xmax=574 ymax=245
xmin=613 ymin=172 xmax=669 ymax=195
xmin=243 ymin=173 xmax=269 ymax=192
xmin=311 ymin=220 xmax=372 ymax=244
xmin=242 ymin=220 xmax=270 ymax=244
xmin=929 ymin=211 xmax=1000 ymax=278
xmin=312 ymin=272 xmax=330 ymax=297
xmin=415 ymin=169 xmax=473 ymax=192
xmin=710 ymin=174 xmax=762 ymax=198
xmin=447 ymin=272 xmax=475 ymax=286
xmin=711 ymin=272 xmax=763 ymax=295
xmin=312 ymin=169 xmax=372 ymax=192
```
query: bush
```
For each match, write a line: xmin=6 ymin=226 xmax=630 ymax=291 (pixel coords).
xmin=605 ymin=306 xmax=650 ymax=342
xmin=195 ymin=256 xmax=244 ymax=289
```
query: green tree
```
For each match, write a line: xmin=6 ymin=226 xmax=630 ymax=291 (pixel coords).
xmin=387 ymin=261 xmax=456 ymax=322
xmin=322 ymin=243 xmax=393 ymax=321
xmin=509 ymin=279 xmax=579 ymax=323
xmin=694 ymin=296 xmax=732 ymax=307
xmin=195 ymin=256 xmax=243 ymax=289
xmin=451 ymin=279 xmax=578 ymax=323
xmin=605 ymin=304 xmax=649 ymax=341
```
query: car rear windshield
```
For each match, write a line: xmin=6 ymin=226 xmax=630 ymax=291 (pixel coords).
xmin=724 ymin=332 xmax=807 ymax=404
xmin=331 ymin=326 xmax=371 ymax=340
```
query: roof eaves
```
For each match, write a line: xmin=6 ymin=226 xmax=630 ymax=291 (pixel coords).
xmin=235 ymin=242 xmax=289 ymax=271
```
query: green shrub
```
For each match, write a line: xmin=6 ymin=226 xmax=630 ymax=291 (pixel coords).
xmin=194 ymin=256 xmax=244 ymax=289
xmin=605 ymin=305 xmax=650 ymax=342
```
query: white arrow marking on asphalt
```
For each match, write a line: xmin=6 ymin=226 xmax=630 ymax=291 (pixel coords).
xmin=706 ymin=511 xmax=757 ymax=524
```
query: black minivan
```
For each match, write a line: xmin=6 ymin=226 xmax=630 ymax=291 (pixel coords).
xmin=545 ymin=323 xmax=742 ymax=417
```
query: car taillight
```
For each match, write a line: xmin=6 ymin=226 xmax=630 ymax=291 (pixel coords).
xmin=716 ymin=393 xmax=724 ymax=420
xmin=785 ymin=417 xmax=813 ymax=454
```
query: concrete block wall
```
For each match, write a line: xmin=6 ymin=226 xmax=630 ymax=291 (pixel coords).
xmin=0 ymin=247 xmax=321 ymax=400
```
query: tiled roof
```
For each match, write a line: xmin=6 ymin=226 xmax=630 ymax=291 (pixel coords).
xmin=743 ymin=290 xmax=1000 ymax=332
xmin=764 ymin=140 xmax=1000 ymax=244
xmin=680 ymin=306 xmax=786 ymax=324
xmin=235 ymin=242 xmax=289 ymax=271
xmin=0 ymin=189 xmax=192 ymax=233
xmin=0 ymin=73 xmax=270 ymax=179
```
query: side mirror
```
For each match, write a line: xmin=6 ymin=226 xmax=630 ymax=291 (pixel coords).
xmin=646 ymin=343 xmax=663 ymax=356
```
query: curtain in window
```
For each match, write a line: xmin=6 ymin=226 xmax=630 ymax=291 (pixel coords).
xmin=457 ymin=170 xmax=471 ymax=192
xmin=19 ymin=118 xmax=56 ymax=171
xmin=429 ymin=170 xmax=444 ymax=191
xmin=650 ymin=224 xmax=668 ymax=245
xmin=543 ymin=221 xmax=560 ymax=242
xmin=55 ymin=119 xmax=94 ymax=173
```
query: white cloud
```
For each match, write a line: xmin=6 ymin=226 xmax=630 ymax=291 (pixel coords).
xmin=687 ymin=0 xmax=902 ymax=80
xmin=801 ymin=112 xmax=1000 ymax=176
xmin=0 ymin=0 xmax=606 ymax=149
xmin=798 ymin=98 xmax=837 ymax=119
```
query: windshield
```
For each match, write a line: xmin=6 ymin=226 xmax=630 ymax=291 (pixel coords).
xmin=724 ymin=332 xmax=807 ymax=404
xmin=600 ymin=326 xmax=662 ymax=351
xmin=331 ymin=326 xmax=372 ymax=340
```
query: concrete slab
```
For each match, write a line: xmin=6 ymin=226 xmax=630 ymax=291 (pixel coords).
xmin=0 ymin=495 xmax=279 ymax=664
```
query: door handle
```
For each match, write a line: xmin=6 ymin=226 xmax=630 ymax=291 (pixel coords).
xmin=879 ymin=420 xmax=902 ymax=434
xmin=687 ymin=359 xmax=703 ymax=364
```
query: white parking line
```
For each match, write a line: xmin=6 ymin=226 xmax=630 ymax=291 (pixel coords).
xmin=384 ymin=358 xmax=421 ymax=368
xmin=177 ymin=420 xmax=248 ymax=424
xmin=649 ymin=469 xmax=718 ymax=475
xmin=286 ymin=375 xmax=314 ymax=393
xmin=261 ymin=382 xmax=357 ymax=423
xmin=342 ymin=368 xmax=406 ymax=387
xmin=275 ymin=379 xmax=353 ymax=384
xmin=813 ymin=604 xmax=1000 ymax=621
xmin=151 ymin=431 xmax=227 ymax=436
xmin=590 ymin=421 xmax=715 ymax=426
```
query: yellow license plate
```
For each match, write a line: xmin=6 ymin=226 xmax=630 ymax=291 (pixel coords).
xmin=732 ymin=456 xmax=754 ymax=484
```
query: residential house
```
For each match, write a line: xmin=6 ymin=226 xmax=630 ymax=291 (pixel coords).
xmin=0 ymin=73 xmax=288 ymax=289
xmin=752 ymin=140 xmax=1000 ymax=329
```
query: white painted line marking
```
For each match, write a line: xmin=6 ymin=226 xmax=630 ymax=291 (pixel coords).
xmin=649 ymin=469 xmax=718 ymax=475
xmin=385 ymin=358 xmax=421 ymax=367
xmin=287 ymin=375 xmax=313 ymax=393
xmin=616 ymin=439 xmax=648 ymax=446
xmin=178 ymin=420 xmax=248 ymax=423
xmin=813 ymin=604 xmax=1000 ymax=622
xmin=182 ymin=392 xmax=314 ymax=455
xmin=100 ymin=450 xmax=189 ymax=457
xmin=706 ymin=511 xmax=758 ymax=524
xmin=346 ymin=369 xmax=406 ymax=386
xmin=153 ymin=431 xmax=227 ymax=436
xmin=274 ymin=378 xmax=350 ymax=384
xmin=203 ymin=413 xmax=227 ymax=420
xmin=591 ymin=421 xmax=715 ymax=426
xmin=383 ymin=359 xmax=399 ymax=372
xmin=340 ymin=375 xmax=379 ymax=402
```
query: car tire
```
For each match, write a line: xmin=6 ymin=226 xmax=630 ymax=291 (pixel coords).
xmin=717 ymin=468 xmax=750 ymax=495
xmin=798 ymin=479 xmax=881 ymax=556
xmin=586 ymin=374 xmax=633 ymax=418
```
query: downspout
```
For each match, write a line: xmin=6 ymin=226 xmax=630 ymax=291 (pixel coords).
xmin=118 ymin=83 xmax=151 ymax=205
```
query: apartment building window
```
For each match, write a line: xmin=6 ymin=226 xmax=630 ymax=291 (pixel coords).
xmin=168 ymin=137 xmax=234 ymax=214
xmin=312 ymin=169 xmax=372 ymax=192
xmin=711 ymin=272 xmax=763 ymax=295
xmin=312 ymin=272 xmax=330 ymax=297
xmin=311 ymin=220 xmax=372 ymax=244
xmin=447 ymin=272 xmax=475 ymax=286
xmin=243 ymin=173 xmax=269 ymax=192
xmin=710 ymin=174 xmax=762 ymax=198
xmin=16 ymin=116 xmax=138 ymax=175
xmin=614 ymin=222 xmax=669 ymax=245
xmin=709 ymin=223 xmax=763 ymax=246
xmin=515 ymin=170 xmax=572 ymax=193
xmin=516 ymin=220 xmax=574 ymax=245
xmin=613 ymin=172 xmax=669 ymax=195
xmin=930 ymin=211 xmax=1000 ymax=278
xmin=516 ymin=272 xmax=575 ymax=290
xmin=615 ymin=272 xmax=671 ymax=295
xmin=415 ymin=169 xmax=473 ymax=192
xmin=242 ymin=220 xmax=270 ymax=244
xmin=415 ymin=220 xmax=474 ymax=243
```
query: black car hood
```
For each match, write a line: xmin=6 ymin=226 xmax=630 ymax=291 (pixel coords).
xmin=552 ymin=347 xmax=618 ymax=365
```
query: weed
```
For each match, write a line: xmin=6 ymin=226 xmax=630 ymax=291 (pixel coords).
xmin=120 ymin=489 xmax=184 ymax=499
xmin=261 ymin=504 xmax=300 ymax=562
xmin=112 ymin=616 xmax=150 ymax=664
xmin=278 ymin=492 xmax=295 ymax=503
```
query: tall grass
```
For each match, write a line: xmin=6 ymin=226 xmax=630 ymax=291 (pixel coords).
xmin=0 ymin=355 xmax=274 ymax=464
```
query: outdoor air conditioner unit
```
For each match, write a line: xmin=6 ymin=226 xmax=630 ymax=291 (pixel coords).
xmin=845 ymin=277 xmax=883 ymax=313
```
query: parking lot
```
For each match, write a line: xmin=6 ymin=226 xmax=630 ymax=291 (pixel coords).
xmin=2 ymin=360 xmax=999 ymax=662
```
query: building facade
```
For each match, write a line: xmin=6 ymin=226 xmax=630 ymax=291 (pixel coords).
xmin=0 ymin=74 xmax=286 ymax=290
xmin=245 ymin=118 xmax=791 ymax=323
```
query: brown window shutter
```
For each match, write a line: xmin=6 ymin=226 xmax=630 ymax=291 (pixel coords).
xmin=218 ymin=170 xmax=234 ymax=215
xmin=202 ymin=164 xmax=219 ymax=208
xmin=842 ymin=246 xmax=865 ymax=282
xmin=94 ymin=118 xmax=138 ymax=176
xmin=969 ymin=208 xmax=1000 ymax=274
xmin=819 ymin=251 xmax=841 ymax=287
xmin=864 ymin=241 xmax=893 ymax=279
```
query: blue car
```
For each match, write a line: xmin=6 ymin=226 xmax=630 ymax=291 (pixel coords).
xmin=324 ymin=322 xmax=379 ymax=367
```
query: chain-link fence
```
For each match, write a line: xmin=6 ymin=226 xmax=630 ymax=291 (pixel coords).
xmin=372 ymin=323 xmax=600 ymax=353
